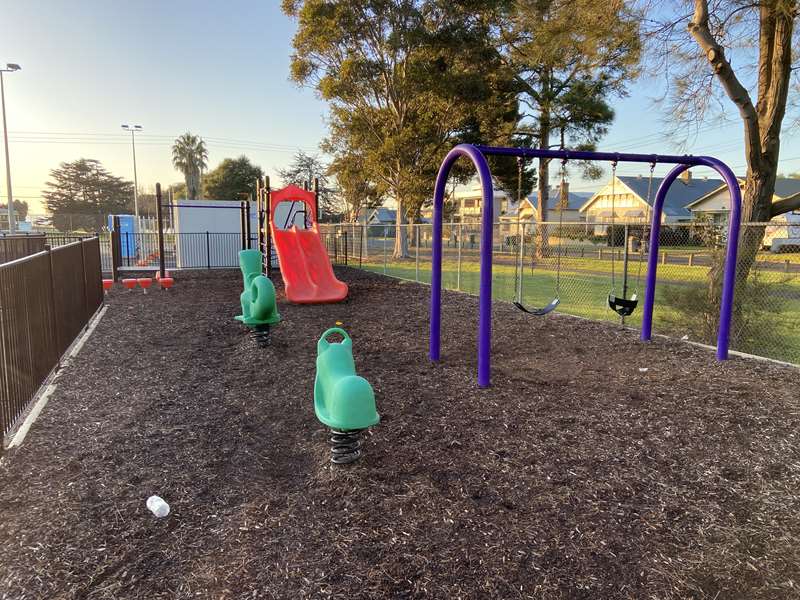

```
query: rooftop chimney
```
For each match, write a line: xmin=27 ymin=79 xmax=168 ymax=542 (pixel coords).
xmin=558 ymin=181 xmax=569 ymax=209
xmin=680 ymin=170 xmax=692 ymax=183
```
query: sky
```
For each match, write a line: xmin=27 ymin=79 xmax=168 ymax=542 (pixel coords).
xmin=2 ymin=1 xmax=800 ymax=216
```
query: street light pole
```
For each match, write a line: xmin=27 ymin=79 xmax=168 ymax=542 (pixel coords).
xmin=121 ymin=124 xmax=142 ymax=225
xmin=1 ymin=63 xmax=21 ymax=233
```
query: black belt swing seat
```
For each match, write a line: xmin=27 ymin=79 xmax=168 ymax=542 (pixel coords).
xmin=513 ymin=157 xmax=565 ymax=317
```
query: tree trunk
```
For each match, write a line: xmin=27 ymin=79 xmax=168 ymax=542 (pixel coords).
xmin=703 ymin=173 xmax=775 ymax=344
xmin=535 ymin=113 xmax=551 ymax=259
xmin=393 ymin=198 xmax=409 ymax=258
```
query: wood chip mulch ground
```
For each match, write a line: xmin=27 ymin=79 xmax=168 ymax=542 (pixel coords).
xmin=1 ymin=267 xmax=799 ymax=599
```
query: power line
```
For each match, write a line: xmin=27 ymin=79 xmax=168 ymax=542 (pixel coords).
xmin=7 ymin=129 xmax=318 ymax=153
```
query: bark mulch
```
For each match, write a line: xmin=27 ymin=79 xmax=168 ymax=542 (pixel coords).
xmin=1 ymin=267 xmax=799 ymax=599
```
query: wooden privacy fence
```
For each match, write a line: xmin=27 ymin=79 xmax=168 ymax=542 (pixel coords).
xmin=0 ymin=233 xmax=47 ymax=264
xmin=0 ymin=238 xmax=103 ymax=445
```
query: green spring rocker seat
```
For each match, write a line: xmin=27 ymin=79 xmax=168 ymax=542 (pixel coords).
xmin=314 ymin=328 xmax=379 ymax=463
xmin=235 ymin=249 xmax=280 ymax=345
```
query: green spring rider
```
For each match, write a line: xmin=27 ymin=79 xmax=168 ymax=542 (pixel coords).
xmin=314 ymin=327 xmax=379 ymax=464
xmin=235 ymin=249 xmax=280 ymax=346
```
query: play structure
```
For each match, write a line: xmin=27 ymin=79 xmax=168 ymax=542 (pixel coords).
xmin=429 ymin=144 xmax=743 ymax=388
xmin=267 ymin=184 xmax=348 ymax=304
xmin=235 ymin=249 xmax=281 ymax=346
xmin=314 ymin=327 xmax=379 ymax=464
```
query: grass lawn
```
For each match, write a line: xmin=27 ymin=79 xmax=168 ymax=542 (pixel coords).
xmin=359 ymin=255 xmax=800 ymax=364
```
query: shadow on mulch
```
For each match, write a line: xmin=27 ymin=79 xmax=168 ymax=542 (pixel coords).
xmin=1 ymin=267 xmax=799 ymax=599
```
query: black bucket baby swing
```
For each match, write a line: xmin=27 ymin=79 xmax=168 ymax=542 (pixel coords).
xmin=606 ymin=160 xmax=654 ymax=317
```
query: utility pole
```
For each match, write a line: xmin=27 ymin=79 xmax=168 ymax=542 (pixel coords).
xmin=1 ymin=63 xmax=21 ymax=233
xmin=121 ymin=124 xmax=142 ymax=226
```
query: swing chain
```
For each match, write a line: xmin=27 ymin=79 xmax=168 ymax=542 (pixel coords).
xmin=609 ymin=161 xmax=618 ymax=290
xmin=635 ymin=161 xmax=657 ymax=285
xmin=555 ymin=159 xmax=568 ymax=296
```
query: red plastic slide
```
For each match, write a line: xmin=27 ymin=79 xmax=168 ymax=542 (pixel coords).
xmin=269 ymin=185 xmax=349 ymax=304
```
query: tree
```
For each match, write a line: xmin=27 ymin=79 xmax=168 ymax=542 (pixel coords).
xmin=322 ymin=141 xmax=384 ymax=222
xmin=172 ymin=133 xmax=208 ymax=199
xmin=0 ymin=200 xmax=28 ymax=222
xmin=283 ymin=0 xmax=521 ymax=257
xmin=648 ymin=1 xmax=799 ymax=332
xmin=497 ymin=0 xmax=640 ymax=244
xmin=204 ymin=155 xmax=264 ymax=201
xmin=651 ymin=1 xmax=799 ymax=234
xmin=168 ymin=182 xmax=188 ymax=200
xmin=42 ymin=159 xmax=133 ymax=231
xmin=277 ymin=150 xmax=343 ymax=220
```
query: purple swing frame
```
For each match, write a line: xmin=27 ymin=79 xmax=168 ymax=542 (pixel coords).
xmin=429 ymin=144 xmax=743 ymax=388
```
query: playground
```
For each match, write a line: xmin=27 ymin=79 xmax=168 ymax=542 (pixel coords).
xmin=1 ymin=267 xmax=799 ymax=599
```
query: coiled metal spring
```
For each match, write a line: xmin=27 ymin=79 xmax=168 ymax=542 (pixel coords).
xmin=251 ymin=325 xmax=271 ymax=348
xmin=329 ymin=429 xmax=362 ymax=464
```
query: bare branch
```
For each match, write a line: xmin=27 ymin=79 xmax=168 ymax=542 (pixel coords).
xmin=687 ymin=0 xmax=762 ymax=168
xmin=770 ymin=190 xmax=800 ymax=216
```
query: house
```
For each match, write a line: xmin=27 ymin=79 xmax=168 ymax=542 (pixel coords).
xmin=367 ymin=207 xmax=397 ymax=226
xmin=687 ymin=176 xmax=800 ymax=248
xmin=0 ymin=207 xmax=20 ymax=232
xmin=450 ymin=179 xmax=513 ymax=223
xmin=579 ymin=170 xmax=724 ymax=232
xmin=519 ymin=185 xmax=593 ymax=223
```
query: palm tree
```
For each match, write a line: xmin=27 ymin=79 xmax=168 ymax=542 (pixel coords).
xmin=171 ymin=133 xmax=208 ymax=199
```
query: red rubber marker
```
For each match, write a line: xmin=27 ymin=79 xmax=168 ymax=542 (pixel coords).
xmin=137 ymin=278 xmax=153 ymax=294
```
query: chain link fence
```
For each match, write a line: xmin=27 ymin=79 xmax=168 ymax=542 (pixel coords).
xmin=321 ymin=220 xmax=800 ymax=365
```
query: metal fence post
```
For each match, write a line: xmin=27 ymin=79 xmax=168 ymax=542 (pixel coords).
xmin=415 ymin=224 xmax=420 ymax=282
xmin=359 ymin=224 xmax=364 ymax=268
xmin=344 ymin=229 xmax=348 ymax=266
xmin=79 ymin=241 xmax=90 ymax=325
xmin=155 ymin=183 xmax=166 ymax=279
xmin=44 ymin=245 xmax=61 ymax=370
xmin=245 ymin=200 xmax=252 ymax=250
xmin=110 ymin=216 xmax=121 ymax=281
xmin=383 ymin=226 xmax=388 ymax=274
xmin=456 ymin=222 xmax=462 ymax=292
xmin=206 ymin=231 xmax=211 ymax=269
xmin=333 ymin=228 xmax=339 ymax=264
xmin=240 ymin=203 xmax=247 ymax=250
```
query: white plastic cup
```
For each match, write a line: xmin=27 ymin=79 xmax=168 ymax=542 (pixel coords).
xmin=146 ymin=495 xmax=170 ymax=518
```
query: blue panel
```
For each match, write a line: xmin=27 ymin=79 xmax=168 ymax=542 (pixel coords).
xmin=108 ymin=214 xmax=136 ymax=258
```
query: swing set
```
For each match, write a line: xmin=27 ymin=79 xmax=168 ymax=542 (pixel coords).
xmin=429 ymin=144 xmax=742 ymax=388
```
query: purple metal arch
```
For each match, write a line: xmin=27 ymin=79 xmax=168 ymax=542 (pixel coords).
xmin=430 ymin=144 xmax=742 ymax=387
xmin=430 ymin=145 xmax=495 ymax=386
xmin=641 ymin=161 xmax=742 ymax=358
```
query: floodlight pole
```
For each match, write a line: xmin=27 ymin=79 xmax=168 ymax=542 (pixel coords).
xmin=1 ymin=65 xmax=21 ymax=233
